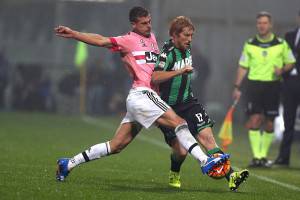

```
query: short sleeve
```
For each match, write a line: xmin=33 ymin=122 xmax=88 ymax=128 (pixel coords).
xmin=154 ymin=52 xmax=171 ymax=71
xmin=238 ymin=43 xmax=250 ymax=68
xmin=109 ymin=35 xmax=129 ymax=52
xmin=282 ymin=40 xmax=296 ymax=64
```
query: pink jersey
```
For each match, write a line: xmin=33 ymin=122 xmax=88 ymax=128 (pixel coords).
xmin=109 ymin=31 xmax=159 ymax=90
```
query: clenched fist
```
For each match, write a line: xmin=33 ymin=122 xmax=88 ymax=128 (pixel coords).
xmin=54 ymin=26 xmax=76 ymax=38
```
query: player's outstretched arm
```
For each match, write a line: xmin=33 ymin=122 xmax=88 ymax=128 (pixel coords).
xmin=54 ymin=25 xmax=112 ymax=48
xmin=152 ymin=66 xmax=193 ymax=84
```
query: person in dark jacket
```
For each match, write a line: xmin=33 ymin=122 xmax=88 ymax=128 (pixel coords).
xmin=274 ymin=10 xmax=300 ymax=167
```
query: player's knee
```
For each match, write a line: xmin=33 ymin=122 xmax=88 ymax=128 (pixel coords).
xmin=173 ymin=116 xmax=187 ymax=129
xmin=264 ymin=119 xmax=274 ymax=132
xmin=247 ymin=115 xmax=262 ymax=129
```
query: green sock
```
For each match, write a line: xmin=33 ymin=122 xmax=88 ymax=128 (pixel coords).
xmin=260 ymin=131 xmax=274 ymax=158
xmin=207 ymin=147 xmax=222 ymax=155
xmin=248 ymin=129 xmax=261 ymax=159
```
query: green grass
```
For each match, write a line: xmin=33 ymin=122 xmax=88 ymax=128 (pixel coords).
xmin=0 ymin=112 xmax=299 ymax=200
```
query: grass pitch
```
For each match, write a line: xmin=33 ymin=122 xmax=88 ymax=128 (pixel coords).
xmin=0 ymin=112 xmax=299 ymax=200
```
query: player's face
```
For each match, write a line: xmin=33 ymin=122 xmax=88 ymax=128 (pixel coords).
xmin=132 ymin=15 xmax=152 ymax=37
xmin=256 ymin=16 xmax=272 ymax=36
xmin=172 ymin=27 xmax=194 ymax=50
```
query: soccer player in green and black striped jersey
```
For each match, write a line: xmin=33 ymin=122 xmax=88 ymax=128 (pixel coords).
xmin=152 ymin=16 xmax=249 ymax=191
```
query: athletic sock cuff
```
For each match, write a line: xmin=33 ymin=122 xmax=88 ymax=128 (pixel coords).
xmin=263 ymin=131 xmax=274 ymax=134
xmin=207 ymin=147 xmax=223 ymax=155
xmin=174 ymin=122 xmax=188 ymax=132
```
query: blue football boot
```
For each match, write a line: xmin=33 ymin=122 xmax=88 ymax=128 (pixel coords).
xmin=201 ymin=153 xmax=230 ymax=174
xmin=56 ymin=158 xmax=70 ymax=181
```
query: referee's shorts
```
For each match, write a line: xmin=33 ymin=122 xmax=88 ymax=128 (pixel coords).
xmin=245 ymin=80 xmax=280 ymax=119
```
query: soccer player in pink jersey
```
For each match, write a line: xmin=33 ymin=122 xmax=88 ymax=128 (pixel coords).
xmin=55 ymin=6 xmax=229 ymax=182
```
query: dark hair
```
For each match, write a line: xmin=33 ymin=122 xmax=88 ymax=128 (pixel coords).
xmin=256 ymin=11 xmax=272 ymax=21
xmin=169 ymin=16 xmax=195 ymax=36
xmin=129 ymin=6 xmax=149 ymax=22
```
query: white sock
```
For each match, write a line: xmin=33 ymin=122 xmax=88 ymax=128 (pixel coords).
xmin=175 ymin=123 xmax=208 ymax=165
xmin=68 ymin=142 xmax=111 ymax=170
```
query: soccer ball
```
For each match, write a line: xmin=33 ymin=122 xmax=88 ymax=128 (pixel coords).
xmin=207 ymin=153 xmax=231 ymax=179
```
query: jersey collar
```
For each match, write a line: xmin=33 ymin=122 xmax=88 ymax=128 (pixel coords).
xmin=256 ymin=33 xmax=275 ymax=43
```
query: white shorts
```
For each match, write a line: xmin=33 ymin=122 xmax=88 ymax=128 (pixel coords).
xmin=121 ymin=87 xmax=170 ymax=128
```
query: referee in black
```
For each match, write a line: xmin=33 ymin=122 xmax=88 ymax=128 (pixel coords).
xmin=274 ymin=10 xmax=300 ymax=167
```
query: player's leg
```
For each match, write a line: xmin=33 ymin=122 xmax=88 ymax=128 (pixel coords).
xmin=56 ymin=122 xmax=142 ymax=181
xmin=160 ymin=125 xmax=187 ymax=188
xmin=196 ymin=128 xmax=249 ymax=190
xmin=129 ymin=89 xmax=228 ymax=174
xmin=246 ymin=113 xmax=263 ymax=167
xmin=259 ymin=117 xmax=275 ymax=167
xmin=156 ymin=108 xmax=229 ymax=174
xmin=169 ymin=138 xmax=187 ymax=188
xmin=187 ymin=103 xmax=249 ymax=190
xmin=260 ymin=81 xmax=280 ymax=167
xmin=245 ymin=80 xmax=265 ymax=167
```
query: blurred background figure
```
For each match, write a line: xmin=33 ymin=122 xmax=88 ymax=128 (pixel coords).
xmin=232 ymin=11 xmax=295 ymax=168
xmin=274 ymin=10 xmax=300 ymax=167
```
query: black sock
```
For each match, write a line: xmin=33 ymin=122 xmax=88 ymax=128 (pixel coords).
xmin=170 ymin=153 xmax=185 ymax=173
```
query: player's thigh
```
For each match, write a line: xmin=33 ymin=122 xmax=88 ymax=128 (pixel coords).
xmin=127 ymin=89 xmax=171 ymax=129
xmin=110 ymin=122 xmax=142 ymax=153
xmin=156 ymin=108 xmax=186 ymax=130
xmin=184 ymin=104 xmax=214 ymax=136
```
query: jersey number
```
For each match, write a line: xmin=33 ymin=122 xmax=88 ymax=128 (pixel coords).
xmin=195 ymin=113 xmax=203 ymax=122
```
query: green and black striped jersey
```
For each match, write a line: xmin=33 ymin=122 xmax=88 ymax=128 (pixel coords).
xmin=154 ymin=39 xmax=194 ymax=106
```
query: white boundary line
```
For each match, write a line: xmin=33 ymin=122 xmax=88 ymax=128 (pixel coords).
xmin=82 ymin=116 xmax=300 ymax=192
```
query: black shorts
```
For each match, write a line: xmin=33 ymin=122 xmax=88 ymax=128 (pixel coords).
xmin=245 ymin=80 xmax=280 ymax=118
xmin=159 ymin=101 xmax=214 ymax=146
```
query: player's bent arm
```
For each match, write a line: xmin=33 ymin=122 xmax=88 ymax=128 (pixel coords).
xmin=152 ymin=67 xmax=191 ymax=84
xmin=152 ymin=71 xmax=181 ymax=84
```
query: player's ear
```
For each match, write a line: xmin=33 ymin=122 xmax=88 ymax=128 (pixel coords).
xmin=131 ymin=21 xmax=136 ymax=29
xmin=171 ymin=32 xmax=178 ymax=41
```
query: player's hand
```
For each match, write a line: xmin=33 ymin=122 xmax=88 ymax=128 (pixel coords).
xmin=180 ymin=66 xmax=193 ymax=74
xmin=274 ymin=66 xmax=283 ymax=76
xmin=232 ymin=88 xmax=242 ymax=102
xmin=54 ymin=25 xmax=75 ymax=38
